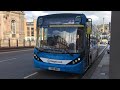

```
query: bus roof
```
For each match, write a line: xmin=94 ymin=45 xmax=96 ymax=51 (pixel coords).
xmin=37 ymin=13 xmax=88 ymax=26
xmin=37 ymin=13 xmax=87 ymax=19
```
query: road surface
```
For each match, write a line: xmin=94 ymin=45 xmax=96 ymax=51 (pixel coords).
xmin=0 ymin=46 xmax=105 ymax=79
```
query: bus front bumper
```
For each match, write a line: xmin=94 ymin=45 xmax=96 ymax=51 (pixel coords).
xmin=33 ymin=59 xmax=85 ymax=74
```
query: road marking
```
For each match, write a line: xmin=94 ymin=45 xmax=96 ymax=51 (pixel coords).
xmin=98 ymin=65 xmax=103 ymax=67
xmin=24 ymin=72 xmax=38 ymax=79
xmin=100 ymin=73 xmax=106 ymax=75
xmin=0 ymin=49 xmax=33 ymax=54
xmin=0 ymin=58 xmax=17 ymax=63
xmin=98 ymin=46 xmax=107 ymax=56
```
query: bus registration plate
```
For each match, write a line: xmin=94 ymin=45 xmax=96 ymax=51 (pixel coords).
xmin=48 ymin=67 xmax=60 ymax=71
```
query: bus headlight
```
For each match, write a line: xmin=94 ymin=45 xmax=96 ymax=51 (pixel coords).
xmin=33 ymin=54 xmax=36 ymax=56
xmin=34 ymin=54 xmax=41 ymax=61
xmin=67 ymin=58 xmax=81 ymax=65
xmin=78 ymin=58 xmax=80 ymax=61
xmin=72 ymin=61 xmax=75 ymax=64
xmin=75 ymin=60 xmax=78 ymax=62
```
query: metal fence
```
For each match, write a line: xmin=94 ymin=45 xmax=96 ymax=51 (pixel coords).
xmin=0 ymin=39 xmax=36 ymax=48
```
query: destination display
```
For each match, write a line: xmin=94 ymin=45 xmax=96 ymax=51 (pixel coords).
xmin=39 ymin=16 xmax=82 ymax=26
xmin=49 ymin=24 xmax=84 ymax=27
xmin=44 ymin=17 xmax=75 ymax=25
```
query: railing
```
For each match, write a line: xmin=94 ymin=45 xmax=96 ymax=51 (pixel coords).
xmin=0 ymin=39 xmax=36 ymax=48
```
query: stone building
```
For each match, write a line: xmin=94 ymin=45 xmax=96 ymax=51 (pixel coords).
xmin=0 ymin=11 xmax=25 ymax=40
xmin=24 ymin=19 xmax=37 ymax=41
xmin=97 ymin=23 xmax=111 ymax=44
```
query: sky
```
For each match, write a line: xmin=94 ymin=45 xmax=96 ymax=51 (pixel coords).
xmin=24 ymin=11 xmax=111 ymax=25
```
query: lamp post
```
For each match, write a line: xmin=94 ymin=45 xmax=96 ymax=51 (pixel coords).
xmin=101 ymin=18 xmax=105 ymax=43
xmin=88 ymin=18 xmax=92 ymax=30
xmin=102 ymin=18 xmax=104 ymax=38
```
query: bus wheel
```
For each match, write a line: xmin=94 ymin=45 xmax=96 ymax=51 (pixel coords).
xmin=89 ymin=54 xmax=92 ymax=65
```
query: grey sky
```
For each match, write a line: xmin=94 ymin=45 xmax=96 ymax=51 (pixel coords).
xmin=24 ymin=11 xmax=111 ymax=25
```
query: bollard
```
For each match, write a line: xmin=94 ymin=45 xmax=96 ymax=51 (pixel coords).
xmin=16 ymin=39 xmax=18 ymax=47
xmin=23 ymin=39 xmax=25 ymax=47
xmin=29 ymin=40 xmax=31 ymax=46
xmin=0 ymin=39 xmax=1 ymax=47
xmin=9 ymin=38 xmax=10 ymax=47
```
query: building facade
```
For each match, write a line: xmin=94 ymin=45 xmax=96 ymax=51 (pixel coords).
xmin=24 ymin=19 xmax=36 ymax=41
xmin=0 ymin=11 xmax=25 ymax=40
xmin=97 ymin=24 xmax=110 ymax=34
xmin=97 ymin=23 xmax=111 ymax=44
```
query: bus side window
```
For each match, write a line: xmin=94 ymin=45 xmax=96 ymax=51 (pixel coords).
xmin=94 ymin=41 xmax=95 ymax=45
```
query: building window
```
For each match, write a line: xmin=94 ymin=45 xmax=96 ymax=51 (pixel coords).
xmin=31 ymin=38 xmax=34 ymax=41
xmin=11 ymin=20 xmax=16 ymax=37
xmin=27 ymin=27 xmax=30 ymax=36
xmin=27 ymin=38 xmax=30 ymax=41
xmin=31 ymin=27 xmax=34 ymax=30
xmin=27 ymin=27 xmax=30 ymax=30
xmin=27 ymin=31 xmax=30 ymax=36
xmin=31 ymin=31 xmax=34 ymax=36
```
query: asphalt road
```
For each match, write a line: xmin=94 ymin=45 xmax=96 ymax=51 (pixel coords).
xmin=0 ymin=46 xmax=105 ymax=79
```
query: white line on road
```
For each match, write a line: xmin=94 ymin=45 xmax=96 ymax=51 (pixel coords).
xmin=0 ymin=58 xmax=17 ymax=63
xmin=0 ymin=49 xmax=33 ymax=54
xmin=98 ymin=46 xmax=107 ymax=56
xmin=24 ymin=72 xmax=38 ymax=79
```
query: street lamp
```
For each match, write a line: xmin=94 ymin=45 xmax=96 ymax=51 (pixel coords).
xmin=87 ymin=18 xmax=92 ymax=30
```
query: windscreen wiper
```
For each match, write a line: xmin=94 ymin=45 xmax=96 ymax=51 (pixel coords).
xmin=35 ymin=47 xmax=44 ymax=53
xmin=64 ymin=49 xmax=73 ymax=56
xmin=35 ymin=47 xmax=58 ymax=53
xmin=35 ymin=47 xmax=73 ymax=56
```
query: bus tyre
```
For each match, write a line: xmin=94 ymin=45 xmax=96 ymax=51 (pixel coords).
xmin=89 ymin=54 xmax=92 ymax=65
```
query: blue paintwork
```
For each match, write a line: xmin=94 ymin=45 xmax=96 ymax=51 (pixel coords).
xmin=34 ymin=13 xmax=88 ymax=74
xmin=34 ymin=58 xmax=85 ymax=74
xmin=37 ymin=13 xmax=87 ymax=27
xmin=33 ymin=48 xmax=86 ymax=74
xmin=34 ymin=48 xmax=80 ymax=60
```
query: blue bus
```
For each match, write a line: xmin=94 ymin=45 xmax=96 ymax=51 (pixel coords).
xmin=33 ymin=13 xmax=98 ymax=74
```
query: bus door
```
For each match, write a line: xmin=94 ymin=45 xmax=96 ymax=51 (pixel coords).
xmin=85 ymin=18 xmax=92 ymax=67
xmin=85 ymin=34 xmax=91 ymax=67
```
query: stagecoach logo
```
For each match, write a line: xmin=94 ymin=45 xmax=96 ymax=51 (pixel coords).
xmin=47 ymin=59 xmax=62 ymax=64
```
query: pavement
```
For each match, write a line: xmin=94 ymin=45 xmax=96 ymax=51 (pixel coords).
xmin=90 ymin=50 xmax=109 ymax=79
xmin=0 ymin=47 xmax=34 ymax=52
